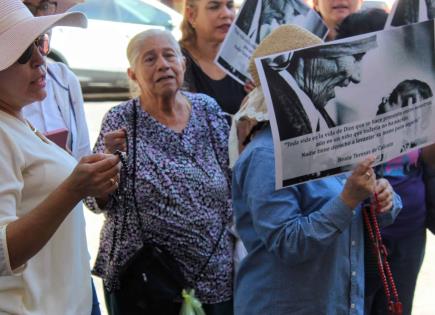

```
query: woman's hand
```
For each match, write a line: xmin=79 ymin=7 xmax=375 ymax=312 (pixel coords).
xmin=104 ymin=128 xmax=126 ymax=153
xmin=341 ymin=156 xmax=376 ymax=209
xmin=374 ymin=178 xmax=393 ymax=213
xmin=62 ymin=153 xmax=120 ymax=200
xmin=6 ymin=154 xmax=119 ymax=270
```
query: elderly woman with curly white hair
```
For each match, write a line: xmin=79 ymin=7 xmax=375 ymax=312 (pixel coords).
xmin=86 ymin=28 xmax=234 ymax=315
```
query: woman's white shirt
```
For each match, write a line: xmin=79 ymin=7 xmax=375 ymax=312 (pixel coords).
xmin=0 ymin=110 xmax=91 ymax=315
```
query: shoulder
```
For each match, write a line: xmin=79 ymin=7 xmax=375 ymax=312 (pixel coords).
xmin=185 ymin=91 xmax=229 ymax=129
xmin=234 ymin=126 xmax=274 ymax=173
xmin=183 ymin=91 xmax=221 ymax=114
xmin=0 ymin=114 xmax=26 ymax=159
xmin=181 ymin=47 xmax=194 ymax=62
xmin=102 ymin=98 xmax=137 ymax=124
xmin=244 ymin=126 xmax=274 ymax=154
xmin=180 ymin=47 xmax=199 ymax=91
xmin=181 ymin=47 xmax=196 ymax=72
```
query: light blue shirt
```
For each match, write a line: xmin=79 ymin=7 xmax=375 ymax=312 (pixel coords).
xmin=232 ymin=126 xmax=402 ymax=315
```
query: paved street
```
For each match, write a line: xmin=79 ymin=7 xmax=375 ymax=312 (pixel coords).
xmin=83 ymin=101 xmax=435 ymax=315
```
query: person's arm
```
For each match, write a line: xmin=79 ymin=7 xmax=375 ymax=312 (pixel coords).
xmin=67 ymin=65 xmax=92 ymax=159
xmin=203 ymin=96 xmax=233 ymax=221
xmin=233 ymin=148 xmax=376 ymax=265
xmin=203 ymin=96 xmax=231 ymax=181
xmin=2 ymin=153 xmax=119 ymax=272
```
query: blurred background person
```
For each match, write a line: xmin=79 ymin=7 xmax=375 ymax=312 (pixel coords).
xmin=22 ymin=0 xmax=90 ymax=161
xmin=337 ymin=9 xmax=432 ymax=315
xmin=180 ymin=0 xmax=247 ymax=118
xmin=313 ymin=0 xmax=363 ymax=40
xmin=0 ymin=0 xmax=119 ymax=314
xmin=236 ymin=0 xmax=310 ymax=44
xmin=86 ymin=29 xmax=234 ymax=315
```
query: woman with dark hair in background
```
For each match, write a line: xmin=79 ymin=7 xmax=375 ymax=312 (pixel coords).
xmin=180 ymin=0 xmax=247 ymax=117
xmin=337 ymin=9 xmax=434 ymax=315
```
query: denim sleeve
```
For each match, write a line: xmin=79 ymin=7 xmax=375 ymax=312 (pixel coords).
xmin=234 ymin=146 xmax=354 ymax=265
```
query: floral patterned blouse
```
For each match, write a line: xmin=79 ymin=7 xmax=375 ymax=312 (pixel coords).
xmin=85 ymin=92 xmax=233 ymax=304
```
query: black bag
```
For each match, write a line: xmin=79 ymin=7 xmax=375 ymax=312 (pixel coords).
xmin=116 ymin=243 xmax=186 ymax=313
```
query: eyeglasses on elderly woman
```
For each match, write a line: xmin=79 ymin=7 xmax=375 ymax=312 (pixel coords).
xmin=23 ymin=0 xmax=58 ymax=15
xmin=17 ymin=33 xmax=50 ymax=64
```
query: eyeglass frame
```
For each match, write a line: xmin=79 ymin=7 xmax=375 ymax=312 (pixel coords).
xmin=23 ymin=0 xmax=58 ymax=16
xmin=17 ymin=33 xmax=51 ymax=65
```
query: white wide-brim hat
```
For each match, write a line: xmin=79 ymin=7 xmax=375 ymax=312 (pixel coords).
xmin=0 ymin=0 xmax=87 ymax=71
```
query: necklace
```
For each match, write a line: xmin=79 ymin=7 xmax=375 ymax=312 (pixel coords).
xmin=26 ymin=120 xmax=50 ymax=144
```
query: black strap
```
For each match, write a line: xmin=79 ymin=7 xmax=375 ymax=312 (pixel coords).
xmin=111 ymin=98 xmax=227 ymax=285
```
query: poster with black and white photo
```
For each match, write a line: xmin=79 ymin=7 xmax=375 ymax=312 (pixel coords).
xmin=255 ymin=20 xmax=435 ymax=189
xmin=385 ymin=0 xmax=434 ymax=28
xmin=215 ymin=0 xmax=328 ymax=85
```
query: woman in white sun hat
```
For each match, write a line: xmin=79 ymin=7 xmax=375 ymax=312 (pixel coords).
xmin=20 ymin=1 xmax=102 ymax=313
xmin=0 ymin=0 xmax=120 ymax=314
xmin=21 ymin=0 xmax=90 ymax=161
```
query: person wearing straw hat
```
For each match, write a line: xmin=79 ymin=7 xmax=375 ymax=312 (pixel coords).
xmin=0 ymin=0 xmax=120 ymax=313
xmin=21 ymin=0 xmax=90 ymax=161
xmin=231 ymin=25 xmax=402 ymax=315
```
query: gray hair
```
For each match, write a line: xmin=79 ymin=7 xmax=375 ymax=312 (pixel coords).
xmin=127 ymin=29 xmax=182 ymax=68
xmin=126 ymin=29 xmax=183 ymax=97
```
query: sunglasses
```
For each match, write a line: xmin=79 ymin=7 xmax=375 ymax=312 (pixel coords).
xmin=23 ymin=1 xmax=58 ymax=16
xmin=17 ymin=33 xmax=50 ymax=65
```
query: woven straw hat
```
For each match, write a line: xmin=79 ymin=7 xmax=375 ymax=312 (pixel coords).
xmin=0 ymin=0 xmax=87 ymax=71
xmin=248 ymin=24 xmax=322 ymax=87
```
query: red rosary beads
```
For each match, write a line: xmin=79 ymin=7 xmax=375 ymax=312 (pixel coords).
xmin=363 ymin=193 xmax=403 ymax=315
